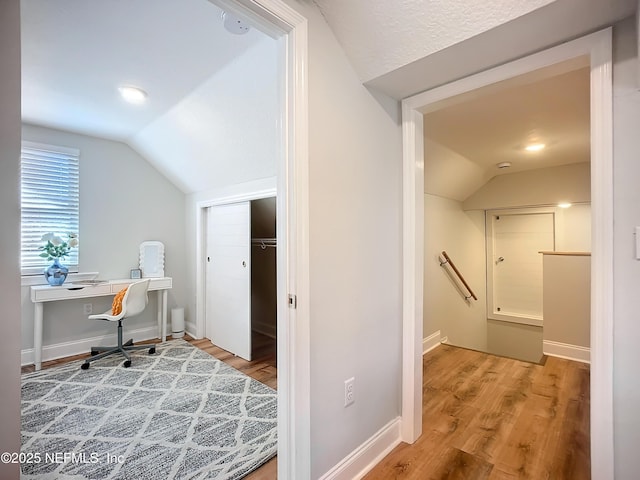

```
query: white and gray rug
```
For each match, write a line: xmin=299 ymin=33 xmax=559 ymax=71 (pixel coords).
xmin=20 ymin=339 xmax=277 ymax=479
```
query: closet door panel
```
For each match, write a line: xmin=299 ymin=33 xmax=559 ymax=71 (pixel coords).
xmin=205 ymin=201 xmax=251 ymax=360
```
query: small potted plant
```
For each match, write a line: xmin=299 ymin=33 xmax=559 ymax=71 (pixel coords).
xmin=39 ymin=233 xmax=78 ymax=286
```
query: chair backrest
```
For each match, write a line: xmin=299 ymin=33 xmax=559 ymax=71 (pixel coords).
xmin=121 ymin=279 xmax=150 ymax=319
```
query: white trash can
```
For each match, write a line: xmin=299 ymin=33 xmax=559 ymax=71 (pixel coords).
xmin=171 ymin=307 xmax=185 ymax=338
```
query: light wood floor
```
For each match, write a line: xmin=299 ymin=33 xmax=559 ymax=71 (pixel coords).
xmin=22 ymin=332 xmax=278 ymax=479
xmin=364 ymin=344 xmax=590 ymax=480
xmin=23 ymin=339 xmax=589 ymax=480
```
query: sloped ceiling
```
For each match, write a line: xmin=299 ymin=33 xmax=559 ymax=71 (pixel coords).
xmin=424 ymin=65 xmax=591 ymax=202
xmin=22 ymin=0 xmax=633 ymax=198
xmin=21 ymin=0 xmax=267 ymax=141
xmin=21 ymin=0 xmax=277 ymax=194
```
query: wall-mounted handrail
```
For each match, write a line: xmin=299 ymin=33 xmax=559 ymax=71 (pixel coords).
xmin=439 ymin=251 xmax=478 ymax=301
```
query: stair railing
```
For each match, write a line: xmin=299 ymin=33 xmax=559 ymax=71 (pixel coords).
xmin=438 ymin=250 xmax=478 ymax=301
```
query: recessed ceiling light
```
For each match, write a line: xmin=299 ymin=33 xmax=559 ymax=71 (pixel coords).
xmin=118 ymin=85 xmax=148 ymax=105
xmin=558 ymin=202 xmax=572 ymax=208
xmin=524 ymin=143 xmax=545 ymax=152
xmin=496 ymin=162 xmax=511 ymax=169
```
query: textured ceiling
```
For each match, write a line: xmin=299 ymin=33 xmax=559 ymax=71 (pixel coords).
xmin=312 ymin=0 xmax=555 ymax=83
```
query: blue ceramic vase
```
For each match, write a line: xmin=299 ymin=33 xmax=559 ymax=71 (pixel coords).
xmin=44 ymin=258 xmax=69 ymax=286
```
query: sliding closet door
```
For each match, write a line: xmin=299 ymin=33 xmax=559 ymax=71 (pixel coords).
xmin=205 ymin=201 xmax=251 ymax=360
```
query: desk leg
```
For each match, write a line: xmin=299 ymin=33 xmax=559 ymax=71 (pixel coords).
xmin=156 ymin=290 xmax=168 ymax=342
xmin=156 ymin=292 xmax=162 ymax=341
xmin=34 ymin=302 xmax=43 ymax=371
xmin=162 ymin=289 xmax=168 ymax=342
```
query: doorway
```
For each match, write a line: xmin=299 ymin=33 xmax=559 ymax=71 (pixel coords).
xmin=401 ymin=28 xmax=613 ymax=478
xmin=205 ymin=197 xmax=277 ymax=362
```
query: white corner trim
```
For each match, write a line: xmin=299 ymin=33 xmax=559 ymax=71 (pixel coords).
xmin=423 ymin=330 xmax=442 ymax=354
xmin=21 ymin=325 xmax=158 ymax=366
xmin=543 ymin=340 xmax=590 ymax=364
xmin=318 ymin=418 xmax=401 ymax=480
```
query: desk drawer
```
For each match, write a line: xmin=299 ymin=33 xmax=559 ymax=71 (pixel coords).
xmin=32 ymin=284 xmax=112 ymax=302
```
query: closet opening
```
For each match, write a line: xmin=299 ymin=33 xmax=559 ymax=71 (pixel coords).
xmin=204 ymin=196 xmax=277 ymax=363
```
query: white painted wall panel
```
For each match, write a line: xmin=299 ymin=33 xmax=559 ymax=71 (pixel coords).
xmin=491 ymin=212 xmax=554 ymax=320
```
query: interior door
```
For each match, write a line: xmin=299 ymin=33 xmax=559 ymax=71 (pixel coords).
xmin=205 ymin=201 xmax=251 ymax=360
xmin=490 ymin=212 xmax=554 ymax=323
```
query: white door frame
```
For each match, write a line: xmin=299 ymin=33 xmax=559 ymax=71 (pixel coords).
xmin=199 ymin=1 xmax=310 ymax=479
xmin=402 ymin=29 xmax=613 ymax=479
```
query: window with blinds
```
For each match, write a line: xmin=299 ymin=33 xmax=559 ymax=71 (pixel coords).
xmin=21 ymin=141 xmax=80 ymax=275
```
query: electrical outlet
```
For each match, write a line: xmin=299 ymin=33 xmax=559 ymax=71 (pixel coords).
xmin=344 ymin=377 xmax=355 ymax=407
xmin=83 ymin=303 xmax=93 ymax=315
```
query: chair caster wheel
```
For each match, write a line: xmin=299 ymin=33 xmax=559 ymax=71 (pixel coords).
xmin=123 ymin=360 xmax=132 ymax=368
xmin=81 ymin=363 xmax=89 ymax=370
xmin=149 ymin=347 xmax=156 ymax=355
xmin=90 ymin=350 xmax=99 ymax=356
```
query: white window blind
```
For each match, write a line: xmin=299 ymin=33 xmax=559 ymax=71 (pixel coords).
xmin=21 ymin=141 xmax=80 ymax=275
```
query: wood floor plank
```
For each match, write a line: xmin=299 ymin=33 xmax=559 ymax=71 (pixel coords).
xmin=366 ymin=345 xmax=590 ymax=480
xmin=25 ymin=338 xmax=588 ymax=480
xmin=427 ymin=447 xmax=494 ymax=480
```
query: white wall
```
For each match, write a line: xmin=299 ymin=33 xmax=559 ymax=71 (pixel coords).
xmin=20 ymin=125 xmax=187 ymax=359
xmin=555 ymin=203 xmax=591 ymax=251
xmin=288 ymin=2 xmax=403 ymax=477
xmin=424 ymin=138 xmax=488 ymax=202
xmin=0 ymin=0 xmax=22 ymax=476
xmin=612 ymin=16 xmax=640 ymax=479
xmin=424 ymin=194 xmax=487 ymax=350
xmin=130 ymin=36 xmax=279 ymax=194
xmin=463 ymin=162 xmax=590 ymax=210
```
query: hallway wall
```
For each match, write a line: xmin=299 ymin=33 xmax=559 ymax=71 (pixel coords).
xmin=424 ymin=194 xmax=487 ymax=350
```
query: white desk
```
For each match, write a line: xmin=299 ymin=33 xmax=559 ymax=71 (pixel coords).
xmin=30 ymin=277 xmax=172 ymax=370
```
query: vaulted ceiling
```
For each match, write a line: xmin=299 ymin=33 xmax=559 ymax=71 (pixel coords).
xmin=21 ymin=0 xmax=637 ymax=197
xmin=21 ymin=0 xmax=266 ymax=142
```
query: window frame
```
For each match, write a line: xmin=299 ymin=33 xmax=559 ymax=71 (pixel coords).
xmin=20 ymin=140 xmax=80 ymax=276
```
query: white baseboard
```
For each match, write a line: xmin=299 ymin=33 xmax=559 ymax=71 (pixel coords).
xmin=21 ymin=325 xmax=159 ymax=366
xmin=318 ymin=417 xmax=401 ymax=480
xmin=543 ymin=340 xmax=590 ymax=364
xmin=185 ymin=321 xmax=198 ymax=337
xmin=423 ymin=330 xmax=442 ymax=355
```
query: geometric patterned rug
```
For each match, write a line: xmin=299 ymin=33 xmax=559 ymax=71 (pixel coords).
xmin=20 ymin=339 xmax=277 ymax=479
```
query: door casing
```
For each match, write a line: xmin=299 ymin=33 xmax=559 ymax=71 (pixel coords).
xmin=402 ymin=29 xmax=613 ymax=478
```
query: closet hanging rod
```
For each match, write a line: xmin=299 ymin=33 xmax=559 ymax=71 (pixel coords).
xmin=251 ymin=238 xmax=277 ymax=249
